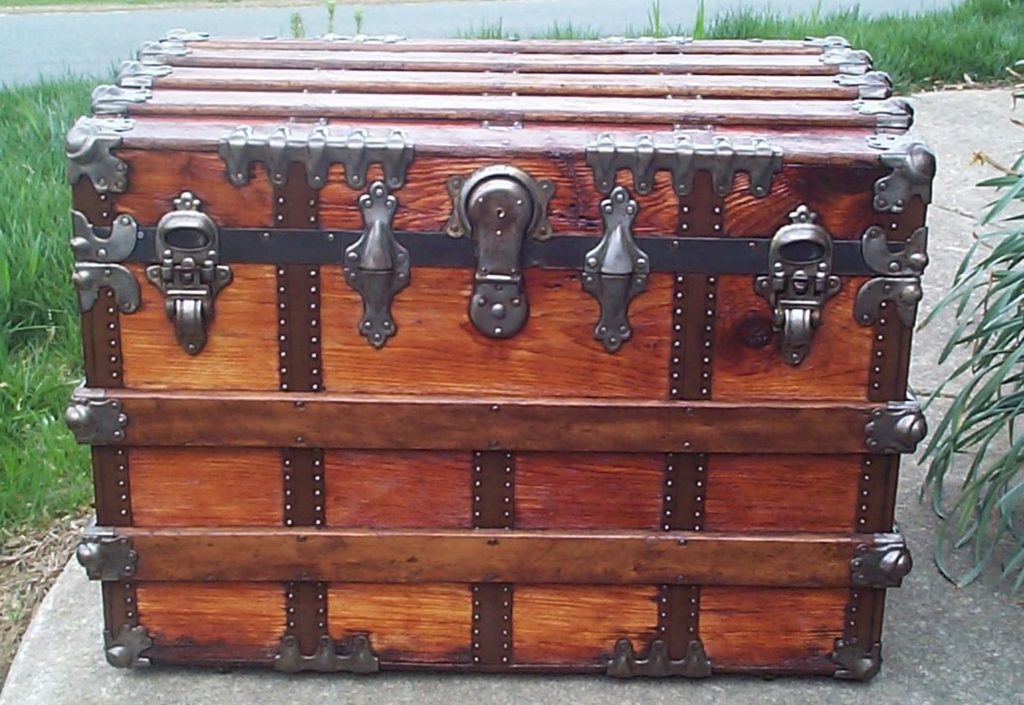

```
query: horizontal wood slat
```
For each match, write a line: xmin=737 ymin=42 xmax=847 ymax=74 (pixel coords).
xmin=104 ymin=527 xmax=886 ymax=586
xmin=78 ymin=388 xmax=879 ymax=452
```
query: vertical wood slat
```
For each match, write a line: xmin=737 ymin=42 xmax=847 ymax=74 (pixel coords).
xmin=471 ymin=451 xmax=515 ymax=666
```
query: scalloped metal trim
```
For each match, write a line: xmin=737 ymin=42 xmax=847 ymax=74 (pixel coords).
xmin=66 ymin=116 xmax=134 ymax=194
xmin=607 ymin=638 xmax=711 ymax=679
xmin=862 ymin=226 xmax=929 ymax=276
xmin=91 ymin=85 xmax=152 ymax=116
xmin=73 ymin=262 xmax=141 ymax=314
xmin=71 ymin=210 xmax=139 ymax=263
xmin=854 ymin=277 xmax=922 ymax=328
xmin=274 ymin=634 xmax=379 ymax=673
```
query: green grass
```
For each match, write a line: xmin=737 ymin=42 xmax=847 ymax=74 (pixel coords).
xmin=0 ymin=78 xmax=94 ymax=532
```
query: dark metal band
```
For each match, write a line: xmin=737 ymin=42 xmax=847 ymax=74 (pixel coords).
xmin=471 ymin=450 xmax=515 ymax=666
xmin=670 ymin=275 xmax=717 ymax=399
xmin=856 ymin=456 xmax=898 ymax=533
xmin=286 ymin=582 xmax=329 ymax=657
xmin=93 ymin=447 xmax=131 ymax=525
xmin=282 ymin=449 xmax=326 ymax=527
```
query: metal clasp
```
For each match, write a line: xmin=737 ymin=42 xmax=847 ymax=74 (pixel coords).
xmin=582 ymin=186 xmax=650 ymax=353
xmin=344 ymin=181 xmax=409 ymax=348
xmin=447 ymin=165 xmax=554 ymax=339
xmin=754 ymin=205 xmax=841 ymax=366
xmin=145 ymin=192 xmax=232 ymax=355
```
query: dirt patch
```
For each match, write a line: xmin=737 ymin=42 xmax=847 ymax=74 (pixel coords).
xmin=0 ymin=514 xmax=88 ymax=687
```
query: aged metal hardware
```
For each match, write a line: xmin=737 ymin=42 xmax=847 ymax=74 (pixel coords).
xmin=803 ymin=35 xmax=850 ymax=49
xmin=850 ymin=536 xmax=913 ymax=588
xmin=586 ymin=133 xmax=783 ymax=199
xmin=90 ymin=84 xmax=152 ymax=116
xmin=76 ymin=531 xmax=137 ymax=581
xmin=820 ymin=46 xmax=872 ymax=74
xmin=104 ymin=625 xmax=152 ymax=669
xmin=344 ymin=182 xmax=410 ymax=348
xmin=65 ymin=116 xmax=134 ymax=194
xmin=65 ymin=392 xmax=128 ymax=444
xmin=852 ymin=97 xmax=914 ymax=131
xmin=116 ymin=60 xmax=173 ymax=89
xmin=754 ymin=205 xmax=841 ymax=366
xmin=164 ymin=28 xmax=209 ymax=41
xmin=137 ymin=38 xmax=190 ymax=63
xmin=145 ymin=192 xmax=232 ymax=355
xmin=607 ymin=638 xmax=711 ymax=679
xmin=601 ymin=35 xmax=691 ymax=45
xmin=73 ymin=263 xmax=141 ymax=314
xmin=835 ymin=71 xmax=893 ymax=100
xmin=868 ymin=137 xmax=936 ymax=213
xmin=449 ymin=165 xmax=554 ymax=338
xmin=832 ymin=639 xmax=881 ymax=681
xmin=219 ymin=124 xmax=413 ymax=191
xmin=72 ymin=210 xmax=139 ymax=263
xmin=854 ymin=277 xmax=923 ymax=327
xmin=581 ymin=186 xmax=650 ymax=353
xmin=864 ymin=400 xmax=927 ymax=454
xmin=321 ymin=33 xmax=405 ymax=43
xmin=274 ymin=634 xmax=379 ymax=673
xmin=862 ymin=226 xmax=928 ymax=276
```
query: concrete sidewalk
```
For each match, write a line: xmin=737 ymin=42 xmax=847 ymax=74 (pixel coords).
xmin=2 ymin=89 xmax=1023 ymax=705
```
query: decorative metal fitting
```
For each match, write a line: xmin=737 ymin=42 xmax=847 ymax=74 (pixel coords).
xmin=851 ymin=534 xmax=913 ymax=587
xmin=854 ymin=277 xmax=923 ymax=328
xmin=820 ymin=46 xmax=872 ymax=74
xmin=448 ymin=165 xmax=554 ymax=339
xmin=274 ymin=634 xmax=380 ymax=673
xmin=754 ymin=205 xmax=841 ymax=366
xmin=344 ymin=182 xmax=410 ymax=348
xmin=586 ymin=133 xmax=783 ymax=199
xmin=853 ymin=97 xmax=914 ymax=131
xmin=601 ymin=35 xmax=691 ymax=45
xmin=65 ymin=392 xmax=128 ymax=444
xmin=835 ymin=71 xmax=893 ymax=100
xmin=320 ymin=33 xmax=405 ymax=43
xmin=832 ymin=639 xmax=881 ymax=681
xmin=66 ymin=116 xmax=134 ymax=194
xmin=869 ymin=138 xmax=936 ymax=213
xmin=606 ymin=638 xmax=711 ymax=679
xmin=864 ymin=400 xmax=927 ymax=454
xmin=862 ymin=226 xmax=928 ymax=276
xmin=72 ymin=263 xmax=140 ymax=314
xmin=582 ymin=186 xmax=650 ymax=353
xmin=803 ymin=35 xmax=851 ymax=49
xmin=76 ymin=531 xmax=137 ymax=580
xmin=145 ymin=192 xmax=232 ymax=355
xmin=104 ymin=625 xmax=152 ymax=669
xmin=164 ymin=28 xmax=210 ymax=42
xmin=71 ymin=210 xmax=139 ymax=263
xmin=90 ymin=84 xmax=152 ymax=116
xmin=117 ymin=60 xmax=173 ymax=89
xmin=219 ymin=124 xmax=413 ymax=191
xmin=137 ymin=38 xmax=190 ymax=64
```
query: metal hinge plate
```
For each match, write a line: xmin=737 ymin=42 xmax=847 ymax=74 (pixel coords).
xmin=274 ymin=634 xmax=379 ymax=673
xmin=607 ymin=638 xmax=711 ymax=678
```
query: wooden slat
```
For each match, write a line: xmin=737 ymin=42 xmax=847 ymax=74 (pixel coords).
xmin=83 ymin=388 xmax=880 ymax=452
xmin=111 ymin=527 xmax=878 ymax=586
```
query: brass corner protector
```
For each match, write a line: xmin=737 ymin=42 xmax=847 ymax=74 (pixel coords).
xmin=274 ymin=634 xmax=379 ymax=673
xmin=868 ymin=137 xmax=936 ymax=213
xmin=851 ymin=534 xmax=913 ymax=588
xmin=66 ymin=116 xmax=134 ymax=194
xmin=76 ymin=530 xmax=137 ymax=581
xmin=864 ymin=400 xmax=927 ymax=454
xmin=606 ymin=638 xmax=711 ymax=679
xmin=832 ymin=639 xmax=881 ymax=681
xmin=66 ymin=391 xmax=128 ymax=444
xmin=90 ymin=84 xmax=152 ymax=117
xmin=104 ymin=625 xmax=152 ymax=668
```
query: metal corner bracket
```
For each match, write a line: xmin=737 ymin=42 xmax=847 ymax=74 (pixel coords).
xmin=71 ymin=210 xmax=140 ymax=263
xmin=832 ymin=639 xmax=881 ymax=681
xmin=820 ymin=46 xmax=873 ymax=75
xmin=104 ymin=625 xmax=152 ymax=668
xmin=66 ymin=115 xmax=134 ymax=194
xmin=320 ymin=33 xmax=405 ymax=43
xmin=73 ymin=263 xmax=141 ymax=314
xmin=834 ymin=71 xmax=893 ymax=100
xmin=854 ymin=277 xmax=923 ymax=328
xmin=274 ymin=634 xmax=380 ymax=673
xmin=853 ymin=97 xmax=914 ymax=131
xmin=850 ymin=533 xmax=913 ymax=588
xmin=606 ymin=638 xmax=711 ymax=679
xmin=137 ymin=37 xmax=190 ymax=64
xmin=864 ymin=399 xmax=927 ymax=454
xmin=861 ymin=225 xmax=928 ymax=277
xmin=65 ymin=389 xmax=128 ymax=444
xmin=117 ymin=59 xmax=173 ymax=89
xmin=76 ymin=528 xmax=137 ymax=581
xmin=90 ymin=84 xmax=152 ymax=116
xmin=868 ymin=137 xmax=936 ymax=213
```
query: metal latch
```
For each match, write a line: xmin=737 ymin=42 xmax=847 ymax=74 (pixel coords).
xmin=145 ymin=192 xmax=232 ymax=355
xmin=754 ymin=205 xmax=841 ymax=366
xmin=447 ymin=165 xmax=553 ymax=339
xmin=582 ymin=186 xmax=650 ymax=353
xmin=344 ymin=181 xmax=410 ymax=348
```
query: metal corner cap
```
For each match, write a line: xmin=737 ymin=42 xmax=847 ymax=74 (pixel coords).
xmin=65 ymin=116 xmax=134 ymax=193
xmin=864 ymin=399 xmax=927 ymax=454
xmin=91 ymin=84 xmax=153 ymax=117
xmin=165 ymin=28 xmax=210 ymax=41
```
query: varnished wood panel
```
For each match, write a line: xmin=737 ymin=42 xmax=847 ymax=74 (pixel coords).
xmin=324 ymin=451 xmax=470 ymax=528
xmin=136 ymin=582 xmax=284 ymax=658
xmin=116 ymin=151 xmax=273 ymax=227
xmin=328 ymin=583 xmax=471 ymax=663
xmin=712 ymin=275 xmax=872 ymax=401
xmin=321 ymin=268 xmax=672 ymax=398
xmin=700 ymin=587 xmax=846 ymax=668
xmin=515 ymin=453 xmax=662 ymax=530
xmin=120 ymin=263 xmax=279 ymax=390
xmin=514 ymin=586 xmax=658 ymax=664
xmin=704 ymin=455 xmax=860 ymax=532
xmin=130 ymin=448 xmax=282 ymax=527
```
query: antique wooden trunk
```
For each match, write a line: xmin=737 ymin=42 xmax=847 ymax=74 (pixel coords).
xmin=66 ymin=32 xmax=932 ymax=681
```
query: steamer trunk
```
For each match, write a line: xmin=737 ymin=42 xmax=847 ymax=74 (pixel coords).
xmin=67 ymin=32 xmax=931 ymax=681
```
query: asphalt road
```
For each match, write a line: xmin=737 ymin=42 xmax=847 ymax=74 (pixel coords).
xmin=1 ymin=0 xmax=956 ymax=87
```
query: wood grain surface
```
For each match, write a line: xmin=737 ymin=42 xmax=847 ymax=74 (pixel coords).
xmin=711 ymin=275 xmax=873 ymax=401
xmin=324 ymin=451 xmax=471 ymax=528
xmin=700 ymin=587 xmax=846 ymax=669
xmin=515 ymin=453 xmax=663 ymax=530
xmin=130 ymin=448 xmax=282 ymax=526
xmin=513 ymin=585 xmax=658 ymax=664
xmin=328 ymin=583 xmax=471 ymax=663
xmin=320 ymin=268 xmax=672 ymax=398
xmin=119 ymin=263 xmax=279 ymax=390
xmin=704 ymin=455 xmax=861 ymax=532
